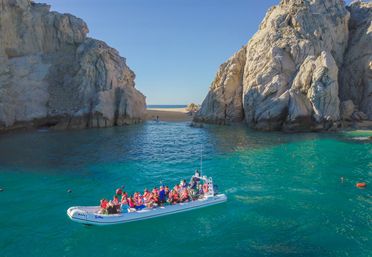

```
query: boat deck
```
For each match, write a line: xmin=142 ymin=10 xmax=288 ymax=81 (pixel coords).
xmin=67 ymin=194 xmax=227 ymax=225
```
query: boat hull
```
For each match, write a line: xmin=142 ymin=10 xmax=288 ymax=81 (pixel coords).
xmin=67 ymin=194 xmax=227 ymax=225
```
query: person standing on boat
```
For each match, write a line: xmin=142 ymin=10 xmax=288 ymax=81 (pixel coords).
xmin=195 ymin=169 xmax=201 ymax=177
xmin=159 ymin=185 xmax=166 ymax=205
xmin=197 ymin=184 xmax=204 ymax=197
xmin=180 ymin=179 xmax=187 ymax=188
xmin=189 ymin=170 xmax=201 ymax=189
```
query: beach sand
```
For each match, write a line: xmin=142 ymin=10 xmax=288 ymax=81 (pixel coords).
xmin=146 ymin=108 xmax=193 ymax=122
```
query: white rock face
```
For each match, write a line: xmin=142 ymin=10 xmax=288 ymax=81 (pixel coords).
xmin=196 ymin=0 xmax=372 ymax=130
xmin=340 ymin=1 xmax=372 ymax=119
xmin=194 ymin=48 xmax=246 ymax=124
xmin=0 ymin=0 xmax=146 ymax=131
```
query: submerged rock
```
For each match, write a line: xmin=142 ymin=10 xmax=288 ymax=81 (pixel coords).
xmin=0 ymin=0 xmax=146 ymax=132
xmin=196 ymin=0 xmax=371 ymax=131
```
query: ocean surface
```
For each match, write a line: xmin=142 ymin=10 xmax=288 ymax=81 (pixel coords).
xmin=0 ymin=122 xmax=371 ymax=257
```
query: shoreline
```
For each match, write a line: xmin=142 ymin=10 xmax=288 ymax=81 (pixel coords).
xmin=1 ymin=112 xmax=371 ymax=133
xmin=146 ymin=108 xmax=193 ymax=122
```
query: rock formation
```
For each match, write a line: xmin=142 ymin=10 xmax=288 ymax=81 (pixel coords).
xmin=340 ymin=1 xmax=372 ymax=120
xmin=195 ymin=0 xmax=372 ymax=131
xmin=194 ymin=48 xmax=246 ymax=124
xmin=0 ymin=0 xmax=146 ymax=132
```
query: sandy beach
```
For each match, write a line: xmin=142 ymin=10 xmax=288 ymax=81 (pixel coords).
xmin=146 ymin=108 xmax=193 ymax=122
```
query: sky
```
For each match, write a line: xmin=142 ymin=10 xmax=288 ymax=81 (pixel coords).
xmin=43 ymin=0 xmax=353 ymax=105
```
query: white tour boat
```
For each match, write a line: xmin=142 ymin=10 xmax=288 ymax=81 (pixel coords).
xmin=67 ymin=175 xmax=227 ymax=225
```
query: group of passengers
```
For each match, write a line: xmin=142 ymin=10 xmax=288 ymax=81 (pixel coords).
xmin=99 ymin=170 xmax=209 ymax=214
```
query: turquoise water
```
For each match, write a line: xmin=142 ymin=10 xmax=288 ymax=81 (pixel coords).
xmin=343 ymin=130 xmax=372 ymax=138
xmin=0 ymin=122 xmax=371 ymax=257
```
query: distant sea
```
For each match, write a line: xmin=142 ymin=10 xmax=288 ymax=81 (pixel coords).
xmin=147 ymin=104 xmax=187 ymax=108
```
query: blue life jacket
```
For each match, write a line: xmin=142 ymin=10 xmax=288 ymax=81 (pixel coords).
xmin=159 ymin=189 xmax=166 ymax=201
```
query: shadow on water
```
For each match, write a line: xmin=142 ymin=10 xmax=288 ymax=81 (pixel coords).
xmin=0 ymin=121 xmax=338 ymax=174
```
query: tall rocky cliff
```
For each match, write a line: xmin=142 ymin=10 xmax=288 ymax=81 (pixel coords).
xmin=195 ymin=0 xmax=372 ymax=131
xmin=0 ymin=0 xmax=146 ymax=132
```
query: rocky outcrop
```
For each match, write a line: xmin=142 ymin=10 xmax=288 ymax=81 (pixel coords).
xmin=195 ymin=0 xmax=372 ymax=131
xmin=339 ymin=1 xmax=372 ymax=120
xmin=195 ymin=48 xmax=246 ymax=124
xmin=340 ymin=100 xmax=355 ymax=120
xmin=0 ymin=0 xmax=146 ymax=131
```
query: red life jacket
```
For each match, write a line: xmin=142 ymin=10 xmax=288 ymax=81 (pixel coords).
xmin=128 ymin=198 xmax=135 ymax=208
xmin=173 ymin=193 xmax=179 ymax=201
xmin=101 ymin=200 xmax=108 ymax=209
xmin=143 ymin=192 xmax=150 ymax=201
